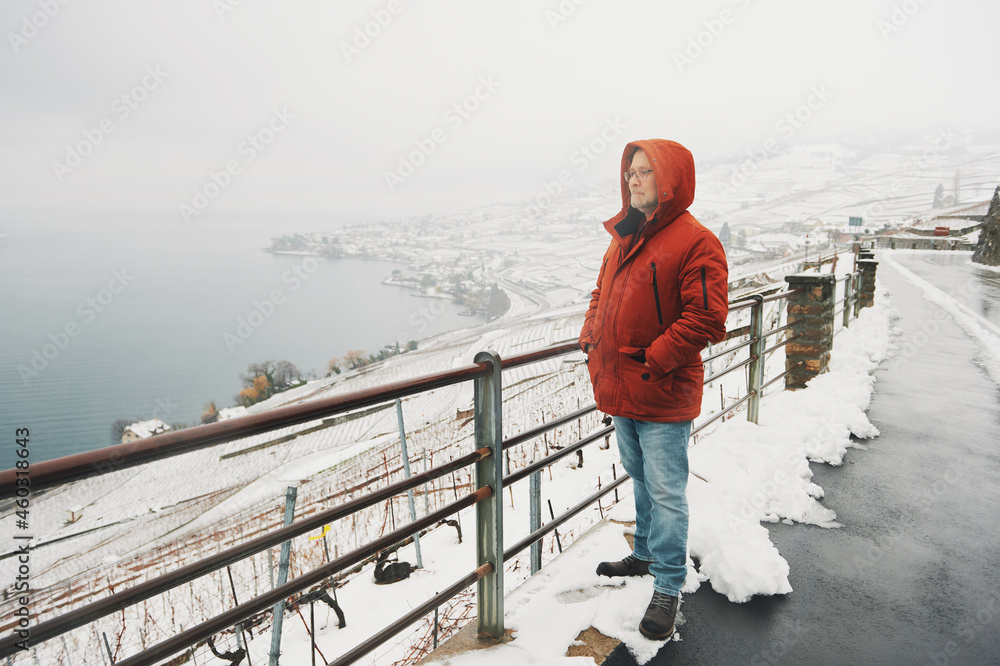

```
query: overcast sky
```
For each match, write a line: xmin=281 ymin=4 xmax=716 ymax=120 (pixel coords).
xmin=2 ymin=0 xmax=998 ymax=223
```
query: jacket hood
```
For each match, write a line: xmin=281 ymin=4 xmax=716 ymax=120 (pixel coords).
xmin=604 ymin=139 xmax=696 ymax=244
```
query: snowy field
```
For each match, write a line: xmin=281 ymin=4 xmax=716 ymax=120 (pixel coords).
xmin=3 ymin=133 xmax=996 ymax=664
xmin=0 ymin=247 xmax=881 ymax=666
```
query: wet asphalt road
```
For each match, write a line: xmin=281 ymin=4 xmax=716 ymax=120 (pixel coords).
xmin=889 ymin=251 xmax=1000 ymax=331
xmin=605 ymin=253 xmax=1000 ymax=666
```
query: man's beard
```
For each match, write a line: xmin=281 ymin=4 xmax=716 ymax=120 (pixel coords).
xmin=631 ymin=190 xmax=657 ymax=216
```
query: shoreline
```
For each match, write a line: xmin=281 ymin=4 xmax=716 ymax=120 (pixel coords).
xmin=267 ymin=246 xmax=515 ymax=320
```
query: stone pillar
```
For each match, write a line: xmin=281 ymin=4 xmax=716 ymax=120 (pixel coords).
xmin=784 ymin=273 xmax=836 ymax=390
xmin=859 ymin=251 xmax=875 ymax=261
xmin=857 ymin=258 xmax=878 ymax=308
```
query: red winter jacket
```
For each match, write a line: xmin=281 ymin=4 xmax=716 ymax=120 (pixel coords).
xmin=579 ymin=139 xmax=729 ymax=422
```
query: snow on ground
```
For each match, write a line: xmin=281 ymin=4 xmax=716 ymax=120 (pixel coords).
xmin=413 ymin=281 xmax=895 ymax=665
xmin=1 ymin=246 xmax=873 ymax=665
xmin=971 ymin=258 xmax=1000 ymax=275
xmin=189 ymin=259 xmax=859 ymax=666
xmin=5 ymin=133 xmax=995 ymax=662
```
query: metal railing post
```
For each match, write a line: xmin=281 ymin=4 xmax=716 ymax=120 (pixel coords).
xmin=853 ymin=271 xmax=862 ymax=318
xmin=473 ymin=350 xmax=504 ymax=639
xmin=395 ymin=399 xmax=422 ymax=569
xmin=747 ymin=295 xmax=765 ymax=423
xmin=269 ymin=486 xmax=297 ymax=666
xmin=529 ymin=471 xmax=542 ymax=575
xmin=705 ymin=341 xmax=714 ymax=382
xmin=842 ymin=274 xmax=853 ymax=329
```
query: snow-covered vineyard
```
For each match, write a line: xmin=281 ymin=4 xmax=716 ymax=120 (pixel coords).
xmin=0 ymin=310 xmax=587 ymax=661
xmin=0 ymin=244 xmax=893 ymax=665
xmin=4 ymin=137 xmax=996 ymax=664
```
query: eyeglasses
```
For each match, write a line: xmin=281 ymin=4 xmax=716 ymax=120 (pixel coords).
xmin=624 ymin=169 xmax=654 ymax=182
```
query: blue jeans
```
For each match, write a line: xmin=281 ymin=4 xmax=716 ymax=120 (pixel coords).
xmin=613 ymin=416 xmax=691 ymax=597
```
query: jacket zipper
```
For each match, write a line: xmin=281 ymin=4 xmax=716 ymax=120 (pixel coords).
xmin=700 ymin=267 xmax=708 ymax=309
xmin=651 ymin=262 xmax=664 ymax=325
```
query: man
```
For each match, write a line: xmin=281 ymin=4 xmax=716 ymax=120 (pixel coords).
xmin=579 ymin=139 xmax=728 ymax=640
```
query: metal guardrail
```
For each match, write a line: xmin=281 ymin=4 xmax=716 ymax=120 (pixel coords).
xmin=801 ymin=251 xmax=839 ymax=272
xmin=834 ymin=271 xmax=862 ymax=334
xmin=0 ymin=364 xmax=492 ymax=495
xmin=698 ymin=288 xmax=804 ymax=435
xmin=0 ymin=279 xmax=864 ymax=665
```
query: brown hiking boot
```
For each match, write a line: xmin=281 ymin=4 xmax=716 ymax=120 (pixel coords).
xmin=639 ymin=591 xmax=678 ymax=640
xmin=596 ymin=554 xmax=652 ymax=578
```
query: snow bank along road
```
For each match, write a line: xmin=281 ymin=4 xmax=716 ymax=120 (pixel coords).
xmin=603 ymin=250 xmax=1000 ymax=665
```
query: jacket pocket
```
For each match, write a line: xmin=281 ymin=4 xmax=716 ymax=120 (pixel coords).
xmin=618 ymin=346 xmax=675 ymax=414
xmin=651 ymin=262 xmax=664 ymax=325
xmin=619 ymin=345 xmax=646 ymax=365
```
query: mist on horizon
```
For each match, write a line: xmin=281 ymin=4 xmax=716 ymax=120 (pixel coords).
xmin=2 ymin=1 xmax=998 ymax=223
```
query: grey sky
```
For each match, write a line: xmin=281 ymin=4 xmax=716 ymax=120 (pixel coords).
xmin=2 ymin=0 xmax=998 ymax=222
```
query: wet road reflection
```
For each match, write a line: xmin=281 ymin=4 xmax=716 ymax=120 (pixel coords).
xmin=889 ymin=250 xmax=1000 ymax=331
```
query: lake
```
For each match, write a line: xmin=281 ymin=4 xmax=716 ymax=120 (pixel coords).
xmin=0 ymin=211 xmax=483 ymax=462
